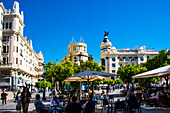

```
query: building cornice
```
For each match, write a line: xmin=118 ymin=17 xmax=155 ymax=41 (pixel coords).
xmin=4 ymin=14 xmax=25 ymax=27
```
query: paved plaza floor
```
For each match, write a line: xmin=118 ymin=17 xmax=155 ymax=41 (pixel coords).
xmin=0 ymin=90 xmax=169 ymax=113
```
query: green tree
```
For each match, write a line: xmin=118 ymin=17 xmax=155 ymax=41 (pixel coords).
xmin=35 ymin=81 xmax=52 ymax=91
xmin=44 ymin=60 xmax=76 ymax=92
xmin=117 ymin=64 xmax=147 ymax=89
xmin=138 ymin=50 xmax=169 ymax=88
xmin=113 ymin=79 xmax=123 ymax=85
xmin=143 ymin=50 xmax=169 ymax=71
xmin=80 ymin=60 xmax=104 ymax=72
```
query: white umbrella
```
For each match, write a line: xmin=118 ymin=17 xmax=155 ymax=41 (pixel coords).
xmin=64 ymin=70 xmax=118 ymax=98
xmin=133 ymin=65 xmax=170 ymax=79
xmin=64 ymin=69 xmax=118 ymax=82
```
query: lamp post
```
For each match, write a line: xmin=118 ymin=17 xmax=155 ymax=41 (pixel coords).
xmin=14 ymin=69 xmax=17 ymax=98
xmin=78 ymin=52 xmax=84 ymax=100
xmin=55 ymin=58 xmax=58 ymax=91
xmin=166 ymin=51 xmax=170 ymax=89
xmin=167 ymin=51 xmax=170 ymax=64
xmin=42 ymin=62 xmax=46 ymax=100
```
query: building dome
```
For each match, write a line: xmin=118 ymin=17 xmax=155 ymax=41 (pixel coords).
xmin=100 ymin=36 xmax=112 ymax=48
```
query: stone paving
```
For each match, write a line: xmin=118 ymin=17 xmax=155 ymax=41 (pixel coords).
xmin=0 ymin=90 xmax=169 ymax=113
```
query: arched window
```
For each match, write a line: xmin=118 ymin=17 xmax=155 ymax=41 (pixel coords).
xmin=9 ymin=22 xmax=12 ymax=29
xmin=131 ymin=58 xmax=135 ymax=61
xmin=140 ymin=57 xmax=144 ymax=61
xmin=119 ymin=58 xmax=123 ymax=61
xmin=6 ymin=22 xmax=8 ymax=29
xmin=125 ymin=58 xmax=129 ymax=61
xmin=112 ymin=63 xmax=115 ymax=67
xmin=112 ymin=57 xmax=115 ymax=61
xmin=3 ymin=23 xmax=4 ymax=29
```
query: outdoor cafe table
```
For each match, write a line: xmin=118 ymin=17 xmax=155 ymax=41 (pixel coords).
xmin=109 ymin=97 xmax=126 ymax=113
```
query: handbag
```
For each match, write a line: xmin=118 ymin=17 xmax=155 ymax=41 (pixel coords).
xmin=16 ymin=101 xmax=21 ymax=110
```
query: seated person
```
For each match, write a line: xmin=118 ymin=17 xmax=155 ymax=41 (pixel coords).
xmin=83 ymin=95 xmax=95 ymax=113
xmin=149 ymin=92 xmax=159 ymax=100
xmin=65 ymin=96 xmax=82 ymax=113
xmin=148 ymin=92 xmax=159 ymax=106
xmin=101 ymin=90 xmax=105 ymax=98
xmin=34 ymin=94 xmax=52 ymax=113
xmin=126 ymin=91 xmax=139 ymax=113
xmin=50 ymin=95 xmax=63 ymax=113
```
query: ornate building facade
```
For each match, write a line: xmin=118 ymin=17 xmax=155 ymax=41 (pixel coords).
xmin=100 ymin=32 xmax=159 ymax=74
xmin=0 ymin=1 xmax=44 ymax=91
xmin=62 ymin=41 xmax=93 ymax=65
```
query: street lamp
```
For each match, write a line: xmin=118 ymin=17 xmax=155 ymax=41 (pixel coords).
xmin=167 ymin=51 xmax=170 ymax=64
xmin=78 ymin=52 xmax=84 ymax=72
xmin=78 ymin=52 xmax=84 ymax=100
xmin=42 ymin=62 xmax=46 ymax=100
xmin=13 ymin=69 xmax=17 ymax=98
xmin=166 ymin=51 xmax=170 ymax=89
xmin=55 ymin=58 xmax=58 ymax=91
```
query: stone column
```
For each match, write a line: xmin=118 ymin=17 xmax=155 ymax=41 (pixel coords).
xmin=105 ymin=57 xmax=109 ymax=73
xmin=9 ymin=35 xmax=14 ymax=63
xmin=108 ymin=57 xmax=112 ymax=73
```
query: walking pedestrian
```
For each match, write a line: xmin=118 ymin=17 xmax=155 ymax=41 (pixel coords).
xmin=21 ymin=87 xmax=31 ymax=113
xmin=1 ymin=90 xmax=8 ymax=106
xmin=16 ymin=89 xmax=22 ymax=112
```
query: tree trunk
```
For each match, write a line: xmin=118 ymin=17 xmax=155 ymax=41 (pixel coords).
xmin=59 ymin=81 xmax=62 ymax=93
xmin=127 ymin=82 xmax=129 ymax=91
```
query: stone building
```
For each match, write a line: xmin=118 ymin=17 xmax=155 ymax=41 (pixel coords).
xmin=0 ymin=1 xmax=44 ymax=91
xmin=100 ymin=32 xmax=159 ymax=74
xmin=62 ymin=41 xmax=93 ymax=65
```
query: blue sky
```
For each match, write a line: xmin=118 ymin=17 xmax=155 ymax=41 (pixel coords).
xmin=2 ymin=0 xmax=170 ymax=63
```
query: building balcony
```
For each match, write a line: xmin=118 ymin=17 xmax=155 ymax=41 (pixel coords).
xmin=0 ymin=63 xmax=13 ymax=69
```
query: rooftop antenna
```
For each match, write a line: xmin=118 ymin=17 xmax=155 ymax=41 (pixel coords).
xmin=134 ymin=45 xmax=138 ymax=50
xmin=70 ymin=36 xmax=76 ymax=43
xmin=80 ymin=36 xmax=84 ymax=42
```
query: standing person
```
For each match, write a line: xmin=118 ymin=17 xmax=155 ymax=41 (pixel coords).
xmin=21 ymin=87 xmax=31 ymax=113
xmin=68 ymin=91 xmax=73 ymax=103
xmin=106 ymin=85 xmax=109 ymax=95
xmin=16 ymin=89 xmax=22 ymax=112
xmin=1 ymin=90 xmax=8 ymax=106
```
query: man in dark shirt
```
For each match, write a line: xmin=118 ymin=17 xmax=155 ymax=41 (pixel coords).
xmin=126 ymin=91 xmax=139 ymax=113
xmin=1 ymin=90 xmax=8 ymax=106
xmin=21 ymin=87 xmax=31 ymax=113
xmin=66 ymin=96 xmax=82 ymax=113
xmin=84 ymin=95 xmax=95 ymax=113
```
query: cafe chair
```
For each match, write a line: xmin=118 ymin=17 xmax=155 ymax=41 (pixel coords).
xmin=158 ymin=95 xmax=169 ymax=107
xmin=101 ymin=99 xmax=110 ymax=113
xmin=114 ymin=101 xmax=126 ymax=113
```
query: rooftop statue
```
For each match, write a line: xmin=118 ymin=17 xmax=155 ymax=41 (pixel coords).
xmin=104 ymin=31 xmax=109 ymax=36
